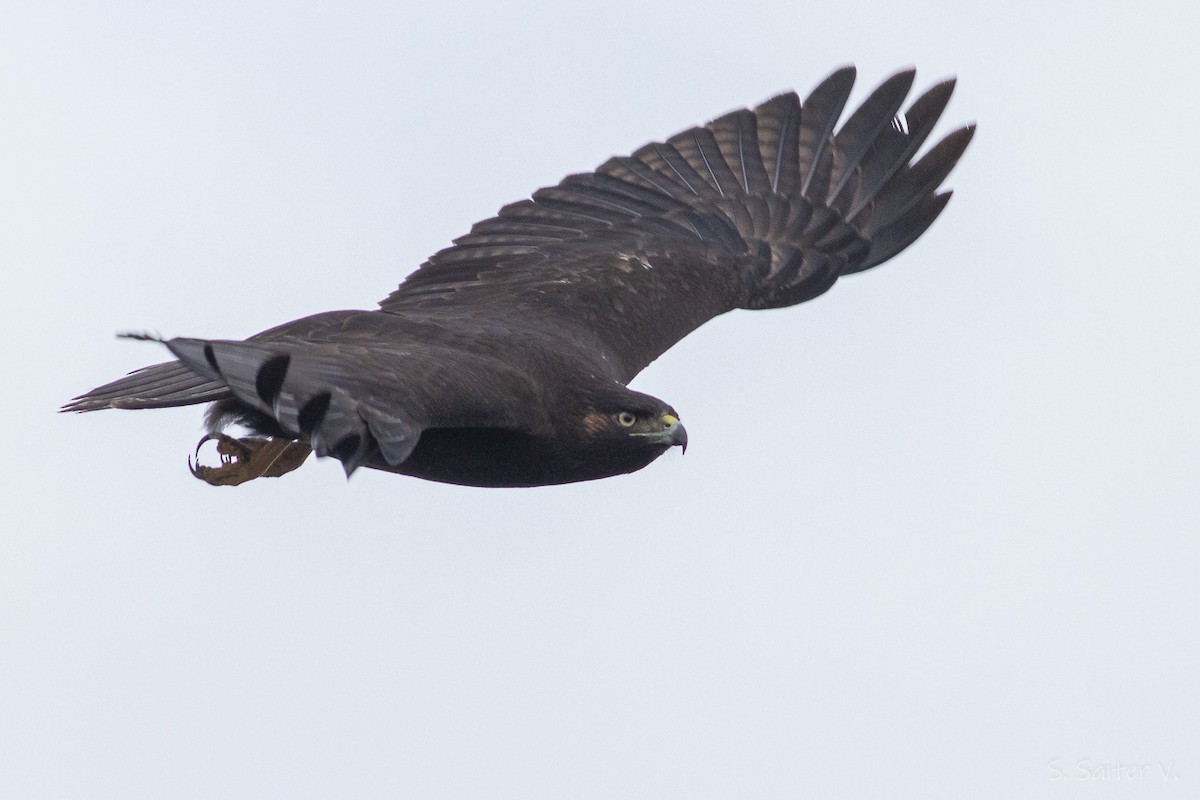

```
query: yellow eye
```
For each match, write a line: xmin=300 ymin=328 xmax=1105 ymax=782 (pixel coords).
xmin=617 ymin=411 xmax=637 ymax=427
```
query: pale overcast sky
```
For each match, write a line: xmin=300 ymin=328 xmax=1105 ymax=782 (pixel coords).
xmin=3 ymin=1 xmax=1198 ymax=798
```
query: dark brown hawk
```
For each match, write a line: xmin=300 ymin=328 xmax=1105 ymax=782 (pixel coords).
xmin=63 ymin=66 xmax=974 ymax=487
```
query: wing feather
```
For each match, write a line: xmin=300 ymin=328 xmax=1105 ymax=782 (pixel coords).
xmin=636 ymin=142 xmax=712 ymax=198
xmin=862 ymin=124 xmax=976 ymax=236
xmin=754 ymin=93 xmax=802 ymax=195
xmin=379 ymin=67 xmax=972 ymax=381
xmin=668 ymin=127 xmax=740 ymax=198
xmin=709 ymin=109 xmax=770 ymax=195
xmin=797 ymin=66 xmax=857 ymax=197
xmin=846 ymin=77 xmax=958 ymax=222
xmin=828 ymin=68 xmax=916 ymax=203
xmin=596 ymin=155 xmax=688 ymax=199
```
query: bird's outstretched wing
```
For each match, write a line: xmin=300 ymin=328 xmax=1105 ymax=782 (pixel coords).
xmin=379 ymin=66 xmax=974 ymax=383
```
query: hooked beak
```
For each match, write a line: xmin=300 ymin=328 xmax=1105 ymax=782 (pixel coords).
xmin=666 ymin=414 xmax=687 ymax=454
xmin=637 ymin=413 xmax=687 ymax=454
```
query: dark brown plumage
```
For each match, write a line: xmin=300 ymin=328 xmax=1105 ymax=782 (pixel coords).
xmin=62 ymin=66 xmax=974 ymax=487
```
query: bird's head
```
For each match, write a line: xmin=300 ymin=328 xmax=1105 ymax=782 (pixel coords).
xmin=575 ymin=385 xmax=687 ymax=474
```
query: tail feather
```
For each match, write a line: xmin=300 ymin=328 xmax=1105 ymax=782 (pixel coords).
xmin=165 ymin=337 xmax=420 ymax=476
xmin=61 ymin=360 xmax=230 ymax=412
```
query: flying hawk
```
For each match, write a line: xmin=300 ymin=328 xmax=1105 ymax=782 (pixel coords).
xmin=63 ymin=66 xmax=974 ymax=487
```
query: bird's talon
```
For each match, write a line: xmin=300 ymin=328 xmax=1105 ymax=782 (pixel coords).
xmin=188 ymin=433 xmax=312 ymax=486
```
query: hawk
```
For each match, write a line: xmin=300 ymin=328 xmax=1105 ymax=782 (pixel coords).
xmin=63 ymin=66 xmax=974 ymax=487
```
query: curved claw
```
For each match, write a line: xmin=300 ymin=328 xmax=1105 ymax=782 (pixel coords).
xmin=189 ymin=433 xmax=313 ymax=486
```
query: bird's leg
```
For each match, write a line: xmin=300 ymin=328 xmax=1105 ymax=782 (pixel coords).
xmin=188 ymin=432 xmax=312 ymax=486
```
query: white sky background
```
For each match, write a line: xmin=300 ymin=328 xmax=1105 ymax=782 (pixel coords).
xmin=3 ymin=0 xmax=1198 ymax=797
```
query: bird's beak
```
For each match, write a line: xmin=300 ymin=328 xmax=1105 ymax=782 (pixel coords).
xmin=631 ymin=413 xmax=687 ymax=453
xmin=662 ymin=414 xmax=688 ymax=454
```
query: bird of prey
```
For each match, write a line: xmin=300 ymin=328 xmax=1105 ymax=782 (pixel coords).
xmin=63 ymin=66 xmax=974 ymax=488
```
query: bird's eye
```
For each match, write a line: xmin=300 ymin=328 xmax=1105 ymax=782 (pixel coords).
xmin=617 ymin=411 xmax=637 ymax=427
